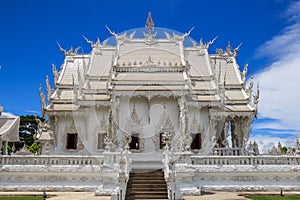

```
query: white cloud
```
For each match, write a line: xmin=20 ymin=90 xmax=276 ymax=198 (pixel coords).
xmin=249 ymin=134 xmax=298 ymax=154
xmin=284 ymin=1 xmax=300 ymax=22
xmin=1 ymin=112 xmax=16 ymax=117
xmin=253 ymin=1 xmax=300 ymax=132
xmin=249 ymin=1 xmax=300 ymax=152
xmin=254 ymin=57 xmax=300 ymax=130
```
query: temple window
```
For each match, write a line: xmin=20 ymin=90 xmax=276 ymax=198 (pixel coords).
xmin=97 ymin=133 xmax=105 ymax=150
xmin=66 ymin=133 xmax=77 ymax=150
xmin=191 ymin=133 xmax=202 ymax=150
xmin=159 ymin=133 xmax=165 ymax=149
xmin=129 ymin=135 xmax=139 ymax=150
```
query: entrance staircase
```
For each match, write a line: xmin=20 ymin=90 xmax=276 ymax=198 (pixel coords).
xmin=125 ymin=169 xmax=168 ymax=200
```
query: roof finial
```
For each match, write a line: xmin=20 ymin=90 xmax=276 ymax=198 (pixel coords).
xmin=146 ymin=12 xmax=154 ymax=31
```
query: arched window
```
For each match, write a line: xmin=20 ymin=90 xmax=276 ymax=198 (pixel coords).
xmin=97 ymin=133 xmax=105 ymax=150
xmin=129 ymin=135 xmax=139 ymax=150
xmin=191 ymin=133 xmax=202 ymax=150
xmin=66 ymin=133 xmax=77 ymax=150
xmin=159 ymin=133 xmax=166 ymax=149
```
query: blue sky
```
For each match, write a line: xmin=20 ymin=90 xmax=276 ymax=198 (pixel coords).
xmin=0 ymin=0 xmax=299 ymax=152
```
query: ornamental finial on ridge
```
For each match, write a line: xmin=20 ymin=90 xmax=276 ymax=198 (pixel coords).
xmin=146 ymin=12 xmax=154 ymax=31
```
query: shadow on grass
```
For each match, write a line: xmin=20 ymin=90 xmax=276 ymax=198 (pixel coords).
xmin=244 ymin=195 xmax=300 ymax=200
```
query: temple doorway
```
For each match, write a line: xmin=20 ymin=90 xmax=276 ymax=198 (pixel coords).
xmin=191 ymin=133 xmax=202 ymax=150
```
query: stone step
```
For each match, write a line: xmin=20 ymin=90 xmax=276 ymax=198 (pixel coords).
xmin=134 ymin=198 xmax=168 ymax=200
xmin=128 ymin=178 xmax=165 ymax=181
xmin=125 ymin=169 xmax=168 ymax=200
xmin=129 ymin=176 xmax=165 ymax=180
xmin=130 ymin=171 xmax=164 ymax=176
xmin=129 ymin=183 xmax=167 ymax=189
xmin=126 ymin=195 xmax=168 ymax=200
xmin=131 ymin=169 xmax=162 ymax=172
xmin=132 ymin=194 xmax=168 ymax=199
xmin=130 ymin=173 xmax=164 ymax=177
xmin=128 ymin=180 xmax=168 ymax=184
xmin=126 ymin=197 xmax=168 ymax=200
xmin=128 ymin=191 xmax=167 ymax=194
xmin=127 ymin=187 xmax=167 ymax=192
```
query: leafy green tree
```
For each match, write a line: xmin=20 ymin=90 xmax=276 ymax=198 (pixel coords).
xmin=281 ymin=146 xmax=288 ymax=154
xmin=26 ymin=143 xmax=42 ymax=155
xmin=12 ymin=115 xmax=45 ymax=152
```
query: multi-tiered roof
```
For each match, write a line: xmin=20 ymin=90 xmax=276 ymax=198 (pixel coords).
xmin=40 ymin=13 xmax=258 ymax=117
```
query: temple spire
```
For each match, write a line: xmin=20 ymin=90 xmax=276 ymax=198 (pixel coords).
xmin=146 ymin=12 xmax=154 ymax=31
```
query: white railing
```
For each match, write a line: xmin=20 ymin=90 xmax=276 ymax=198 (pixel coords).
xmin=2 ymin=154 xmax=299 ymax=167
xmin=0 ymin=155 xmax=105 ymax=165
xmin=117 ymin=149 xmax=131 ymax=200
xmin=213 ymin=148 xmax=244 ymax=156
xmin=162 ymin=144 xmax=176 ymax=200
xmin=103 ymin=152 xmax=121 ymax=166
xmin=191 ymin=155 xmax=300 ymax=165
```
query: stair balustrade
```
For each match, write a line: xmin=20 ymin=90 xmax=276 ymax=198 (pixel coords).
xmin=163 ymin=143 xmax=176 ymax=200
xmin=0 ymin=155 xmax=104 ymax=165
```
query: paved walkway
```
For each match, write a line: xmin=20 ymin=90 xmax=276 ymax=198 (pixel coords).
xmin=0 ymin=191 xmax=248 ymax=200
xmin=1 ymin=191 xmax=300 ymax=200
xmin=0 ymin=192 xmax=110 ymax=200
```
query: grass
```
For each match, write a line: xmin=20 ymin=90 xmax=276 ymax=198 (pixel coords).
xmin=0 ymin=197 xmax=44 ymax=200
xmin=246 ymin=196 xmax=300 ymax=200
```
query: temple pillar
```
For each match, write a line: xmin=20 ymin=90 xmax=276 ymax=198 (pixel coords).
xmin=217 ymin=120 xmax=228 ymax=148
xmin=231 ymin=118 xmax=242 ymax=148
xmin=0 ymin=140 xmax=2 ymax=154
xmin=241 ymin=116 xmax=252 ymax=149
xmin=3 ymin=141 xmax=8 ymax=155
xmin=178 ymin=94 xmax=190 ymax=152
xmin=110 ymin=96 xmax=120 ymax=150
xmin=203 ymin=112 xmax=225 ymax=155
xmin=211 ymin=116 xmax=225 ymax=143
xmin=231 ymin=116 xmax=252 ymax=149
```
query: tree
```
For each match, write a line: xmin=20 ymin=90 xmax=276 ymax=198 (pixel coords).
xmin=26 ymin=143 xmax=42 ymax=155
xmin=12 ymin=115 xmax=45 ymax=153
xmin=281 ymin=146 xmax=288 ymax=154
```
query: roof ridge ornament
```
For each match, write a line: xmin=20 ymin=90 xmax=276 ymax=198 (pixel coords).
xmin=241 ymin=63 xmax=248 ymax=88
xmin=226 ymin=41 xmax=232 ymax=55
xmin=205 ymin=36 xmax=218 ymax=49
xmin=246 ymin=75 xmax=254 ymax=101
xmin=233 ymin=42 xmax=242 ymax=57
xmin=146 ymin=12 xmax=154 ymax=31
xmin=46 ymin=75 xmax=52 ymax=101
xmin=82 ymin=35 xmax=101 ymax=49
xmin=173 ymin=27 xmax=194 ymax=41
xmin=52 ymin=64 xmax=60 ymax=86
xmin=225 ymin=41 xmax=242 ymax=57
xmin=39 ymin=84 xmax=46 ymax=116
xmin=106 ymin=25 xmax=128 ymax=41
xmin=253 ymin=82 xmax=259 ymax=118
xmin=56 ymin=42 xmax=81 ymax=57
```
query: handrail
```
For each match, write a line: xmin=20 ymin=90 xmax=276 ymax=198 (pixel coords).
xmin=0 ymin=155 xmax=105 ymax=165
xmin=162 ymin=144 xmax=175 ymax=200
xmin=117 ymin=149 xmax=131 ymax=200
xmin=213 ymin=147 xmax=244 ymax=156
xmin=190 ymin=155 xmax=300 ymax=165
xmin=1 ymin=154 xmax=299 ymax=166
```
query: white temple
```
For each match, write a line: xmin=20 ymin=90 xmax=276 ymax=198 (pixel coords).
xmin=37 ymin=12 xmax=257 ymax=157
xmin=1 ymin=13 xmax=299 ymax=199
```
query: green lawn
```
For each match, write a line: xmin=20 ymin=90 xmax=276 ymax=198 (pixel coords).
xmin=0 ymin=197 xmax=43 ymax=200
xmin=246 ymin=196 xmax=300 ymax=200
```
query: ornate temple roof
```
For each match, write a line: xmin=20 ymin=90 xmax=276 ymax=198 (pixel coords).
xmin=41 ymin=13 xmax=257 ymax=116
xmin=0 ymin=107 xmax=20 ymax=142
